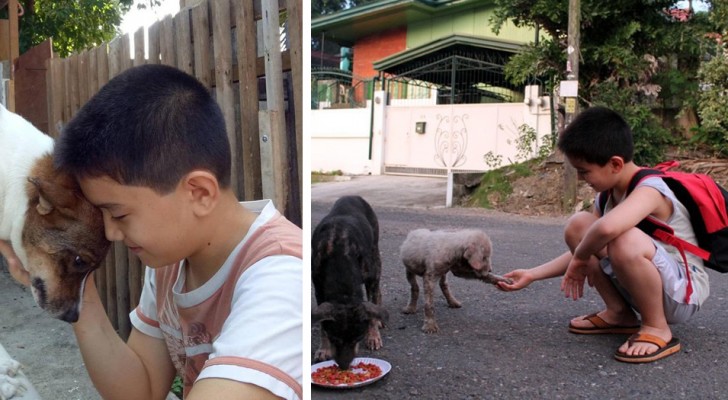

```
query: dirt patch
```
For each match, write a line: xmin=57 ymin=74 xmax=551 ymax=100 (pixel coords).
xmin=486 ymin=156 xmax=728 ymax=218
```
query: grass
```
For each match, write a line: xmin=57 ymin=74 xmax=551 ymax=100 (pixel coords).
xmin=467 ymin=161 xmax=534 ymax=208
xmin=312 ymin=170 xmax=344 ymax=183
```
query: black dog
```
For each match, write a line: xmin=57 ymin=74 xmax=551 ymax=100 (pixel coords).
xmin=311 ymin=195 xmax=388 ymax=369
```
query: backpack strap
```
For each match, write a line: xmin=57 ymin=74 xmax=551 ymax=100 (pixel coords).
xmin=596 ymin=168 xmax=663 ymax=216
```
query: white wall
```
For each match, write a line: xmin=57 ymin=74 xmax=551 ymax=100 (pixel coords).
xmin=310 ymin=87 xmax=553 ymax=176
xmin=310 ymin=105 xmax=374 ymax=175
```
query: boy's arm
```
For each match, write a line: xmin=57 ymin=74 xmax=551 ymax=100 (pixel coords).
xmin=498 ymin=250 xmax=572 ymax=291
xmin=73 ymin=274 xmax=176 ymax=400
xmin=562 ymin=186 xmax=667 ymax=299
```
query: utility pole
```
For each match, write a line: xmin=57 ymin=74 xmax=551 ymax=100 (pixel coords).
xmin=561 ymin=0 xmax=580 ymax=212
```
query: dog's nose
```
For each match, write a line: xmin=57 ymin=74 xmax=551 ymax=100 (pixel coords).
xmin=60 ymin=308 xmax=80 ymax=323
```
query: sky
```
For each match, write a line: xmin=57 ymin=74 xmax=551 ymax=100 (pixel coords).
xmin=119 ymin=0 xmax=181 ymax=35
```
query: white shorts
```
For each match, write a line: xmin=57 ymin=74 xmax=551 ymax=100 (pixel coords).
xmin=600 ymin=241 xmax=699 ymax=324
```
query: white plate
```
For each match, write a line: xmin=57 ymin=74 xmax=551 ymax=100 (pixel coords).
xmin=311 ymin=357 xmax=391 ymax=389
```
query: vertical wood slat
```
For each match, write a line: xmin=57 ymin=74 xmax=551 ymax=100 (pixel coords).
xmin=160 ymin=15 xmax=176 ymax=66
xmin=286 ymin=0 xmax=303 ymax=195
xmin=45 ymin=57 xmax=63 ymax=138
xmin=260 ymin=1 xmax=289 ymax=214
xmin=235 ymin=1 xmax=262 ymax=201
xmin=148 ymin=22 xmax=161 ymax=65
xmin=133 ymin=27 xmax=145 ymax=67
xmin=175 ymin=8 xmax=194 ymax=74
xmin=77 ymin=51 xmax=90 ymax=107
xmin=211 ymin=0 xmax=240 ymax=197
xmin=192 ymin=2 xmax=211 ymax=88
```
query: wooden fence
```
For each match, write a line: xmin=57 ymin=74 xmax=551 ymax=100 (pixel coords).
xmin=45 ymin=0 xmax=302 ymax=339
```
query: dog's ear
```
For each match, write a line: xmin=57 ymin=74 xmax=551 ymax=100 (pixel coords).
xmin=464 ymin=243 xmax=484 ymax=271
xmin=312 ymin=302 xmax=336 ymax=323
xmin=362 ymin=301 xmax=389 ymax=323
xmin=28 ymin=177 xmax=56 ymax=215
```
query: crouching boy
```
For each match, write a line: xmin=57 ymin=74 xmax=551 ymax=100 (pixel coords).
xmin=498 ymin=106 xmax=709 ymax=363
xmin=54 ymin=64 xmax=303 ymax=399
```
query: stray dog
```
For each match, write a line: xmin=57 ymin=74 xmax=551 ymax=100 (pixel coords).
xmin=0 ymin=104 xmax=109 ymax=322
xmin=311 ymin=195 xmax=388 ymax=369
xmin=400 ymin=228 xmax=510 ymax=333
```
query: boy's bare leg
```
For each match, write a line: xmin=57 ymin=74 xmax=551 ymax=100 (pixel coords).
xmin=563 ymin=212 xmax=639 ymax=329
xmin=608 ymin=228 xmax=671 ymax=356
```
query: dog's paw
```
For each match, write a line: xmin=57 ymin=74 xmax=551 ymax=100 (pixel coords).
xmin=401 ymin=305 xmax=417 ymax=314
xmin=0 ymin=374 xmax=26 ymax=400
xmin=313 ymin=348 xmax=332 ymax=363
xmin=421 ymin=320 xmax=439 ymax=334
xmin=446 ymin=299 xmax=462 ymax=308
xmin=365 ymin=335 xmax=383 ymax=350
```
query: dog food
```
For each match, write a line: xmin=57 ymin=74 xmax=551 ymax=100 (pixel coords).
xmin=312 ymin=361 xmax=383 ymax=385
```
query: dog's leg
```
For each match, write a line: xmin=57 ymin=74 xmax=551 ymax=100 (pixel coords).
xmin=439 ymin=274 xmax=462 ymax=308
xmin=402 ymin=270 xmax=419 ymax=314
xmin=364 ymin=256 xmax=385 ymax=329
xmin=364 ymin=318 xmax=383 ymax=350
xmin=421 ymin=273 xmax=439 ymax=334
xmin=314 ymin=328 xmax=333 ymax=362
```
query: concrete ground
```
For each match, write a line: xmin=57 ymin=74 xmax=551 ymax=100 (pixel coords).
xmin=311 ymin=174 xmax=448 ymax=209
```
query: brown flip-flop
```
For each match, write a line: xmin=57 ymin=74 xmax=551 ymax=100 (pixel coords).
xmin=568 ymin=312 xmax=640 ymax=335
xmin=614 ymin=332 xmax=681 ymax=363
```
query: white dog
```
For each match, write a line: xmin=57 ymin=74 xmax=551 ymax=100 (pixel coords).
xmin=0 ymin=104 xmax=109 ymax=322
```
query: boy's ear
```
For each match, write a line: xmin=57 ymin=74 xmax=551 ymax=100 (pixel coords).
xmin=182 ymin=171 xmax=219 ymax=216
xmin=609 ymin=156 xmax=625 ymax=172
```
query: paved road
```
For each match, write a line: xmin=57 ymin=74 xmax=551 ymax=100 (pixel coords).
xmin=311 ymin=175 xmax=728 ymax=400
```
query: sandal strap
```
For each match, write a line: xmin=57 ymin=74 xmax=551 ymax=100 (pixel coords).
xmin=583 ymin=313 xmax=610 ymax=328
xmin=627 ymin=332 xmax=668 ymax=349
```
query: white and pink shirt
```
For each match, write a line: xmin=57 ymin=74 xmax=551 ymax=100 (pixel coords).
xmin=130 ymin=200 xmax=303 ymax=399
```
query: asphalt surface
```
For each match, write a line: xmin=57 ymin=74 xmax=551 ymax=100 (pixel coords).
xmin=311 ymin=175 xmax=728 ymax=400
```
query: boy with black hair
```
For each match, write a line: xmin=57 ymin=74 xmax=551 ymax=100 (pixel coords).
xmin=52 ymin=64 xmax=302 ymax=399
xmin=498 ymin=106 xmax=709 ymax=363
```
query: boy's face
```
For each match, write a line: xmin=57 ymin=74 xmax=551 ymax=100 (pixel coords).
xmin=78 ymin=175 xmax=197 ymax=268
xmin=567 ymin=156 xmax=618 ymax=193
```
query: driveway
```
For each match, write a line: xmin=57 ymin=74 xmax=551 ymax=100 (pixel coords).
xmin=312 ymin=175 xmax=448 ymax=209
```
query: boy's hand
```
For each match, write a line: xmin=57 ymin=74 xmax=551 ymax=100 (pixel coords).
xmin=497 ymin=269 xmax=533 ymax=291
xmin=561 ymin=257 xmax=588 ymax=300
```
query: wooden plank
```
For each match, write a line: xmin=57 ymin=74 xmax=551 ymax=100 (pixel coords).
xmin=68 ymin=55 xmax=80 ymax=117
xmin=260 ymin=0 xmax=289 ymax=213
xmin=45 ymin=57 xmax=64 ymax=138
xmin=148 ymin=21 xmax=161 ymax=64
xmin=286 ymin=0 xmax=303 ymax=197
xmin=191 ymin=0 xmax=211 ymax=87
xmin=175 ymin=7 xmax=193 ymax=74
xmin=234 ymin=0 xmax=262 ymax=201
xmin=211 ymin=0 xmax=241 ymax=197
xmin=62 ymin=58 xmax=71 ymax=124
xmin=77 ymin=50 xmax=90 ymax=106
xmin=121 ymin=33 xmax=133 ymax=72
xmin=88 ymin=46 xmax=99 ymax=98
xmin=258 ymin=110 xmax=275 ymax=199
xmin=108 ymin=38 xmax=123 ymax=80
xmin=7 ymin=0 xmax=19 ymax=111
xmin=96 ymin=44 xmax=110 ymax=92
xmin=0 ymin=20 xmax=8 ymax=60
xmin=134 ymin=27 xmax=145 ymax=67
xmin=160 ymin=15 xmax=176 ymax=66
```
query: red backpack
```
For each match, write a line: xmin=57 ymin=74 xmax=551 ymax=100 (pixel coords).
xmin=597 ymin=161 xmax=728 ymax=273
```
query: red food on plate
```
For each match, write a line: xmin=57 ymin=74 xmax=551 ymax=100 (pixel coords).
xmin=312 ymin=361 xmax=383 ymax=385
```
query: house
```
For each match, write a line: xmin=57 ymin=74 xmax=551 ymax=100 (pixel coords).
xmin=311 ymin=0 xmax=554 ymax=182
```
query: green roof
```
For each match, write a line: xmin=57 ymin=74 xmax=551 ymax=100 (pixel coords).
xmin=312 ymin=0 xmax=489 ymax=46
xmin=373 ymin=34 xmax=522 ymax=71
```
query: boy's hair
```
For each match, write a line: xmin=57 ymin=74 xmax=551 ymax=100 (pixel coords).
xmin=557 ymin=106 xmax=634 ymax=166
xmin=54 ymin=64 xmax=231 ymax=193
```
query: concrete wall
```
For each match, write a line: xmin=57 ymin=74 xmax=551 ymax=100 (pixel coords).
xmin=311 ymin=87 xmax=552 ymax=176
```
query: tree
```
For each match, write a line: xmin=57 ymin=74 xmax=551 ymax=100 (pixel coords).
xmin=490 ymin=0 xmax=714 ymax=164
xmin=313 ymin=0 xmax=378 ymax=17
xmin=4 ymin=0 xmax=160 ymax=58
